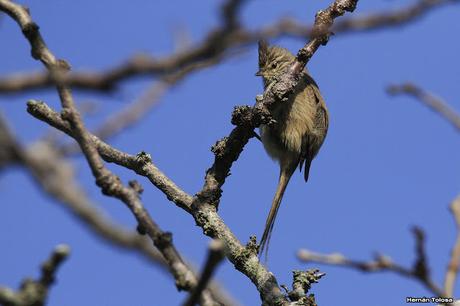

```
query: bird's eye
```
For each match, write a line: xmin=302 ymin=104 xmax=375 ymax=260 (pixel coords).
xmin=271 ymin=62 xmax=278 ymax=69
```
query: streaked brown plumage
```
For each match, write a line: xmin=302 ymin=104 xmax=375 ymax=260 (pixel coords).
xmin=256 ymin=40 xmax=329 ymax=258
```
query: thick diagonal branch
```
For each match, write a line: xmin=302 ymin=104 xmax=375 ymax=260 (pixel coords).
xmin=196 ymin=0 xmax=358 ymax=208
xmin=0 ymin=115 xmax=237 ymax=306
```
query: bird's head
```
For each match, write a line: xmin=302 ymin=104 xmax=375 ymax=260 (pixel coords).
xmin=256 ymin=40 xmax=295 ymax=84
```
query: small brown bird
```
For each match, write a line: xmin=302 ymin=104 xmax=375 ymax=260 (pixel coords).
xmin=256 ymin=40 xmax=329 ymax=257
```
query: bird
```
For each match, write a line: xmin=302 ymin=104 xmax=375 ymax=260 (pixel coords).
xmin=256 ymin=40 xmax=329 ymax=258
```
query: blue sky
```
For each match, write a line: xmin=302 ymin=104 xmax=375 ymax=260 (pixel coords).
xmin=1 ymin=1 xmax=460 ymax=305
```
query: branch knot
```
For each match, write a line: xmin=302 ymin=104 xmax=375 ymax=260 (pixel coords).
xmin=135 ymin=151 xmax=152 ymax=164
xmin=157 ymin=231 xmax=173 ymax=248
xmin=287 ymin=269 xmax=325 ymax=303
xmin=96 ymin=173 xmax=121 ymax=196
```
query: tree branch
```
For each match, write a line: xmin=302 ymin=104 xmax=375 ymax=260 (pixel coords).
xmin=195 ymin=0 xmax=358 ymax=208
xmin=0 ymin=245 xmax=70 ymax=306
xmin=0 ymin=0 xmax=247 ymax=93
xmin=59 ymin=54 xmax=228 ymax=156
xmin=183 ymin=240 xmax=225 ymax=306
xmin=332 ymin=0 xmax=456 ymax=34
xmin=26 ymin=100 xmax=193 ymax=210
xmin=387 ymin=82 xmax=460 ymax=132
xmin=0 ymin=113 xmax=22 ymax=170
xmin=22 ymin=0 xmax=360 ymax=302
xmin=0 ymin=114 xmax=237 ymax=306
xmin=298 ymin=227 xmax=445 ymax=297
xmin=0 ymin=2 xmax=218 ymax=304
xmin=4 ymin=0 xmax=359 ymax=304
xmin=0 ymin=0 xmax=456 ymax=94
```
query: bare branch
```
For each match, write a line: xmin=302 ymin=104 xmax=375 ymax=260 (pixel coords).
xmin=387 ymin=82 xmax=460 ymax=132
xmin=0 ymin=2 xmax=218 ymax=305
xmin=412 ymin=226 xmax=430 ymax=282
xmin=0 ymin=113 xmax=22 ymax=169
xmin=195 ymin=0 xmax=358 ymax=209
xmin=332 ymin=0 xmax=457 ymax=34
xmin=298 ymin=227 xmax=445 ymax=297
xmin=23 ymin=0 xmax=361 ymax=302
xmin=221 ymin=0 xmax=246 ymax=30
xmin=57 ymin=80 xmax=169 ymax=156
xmin=445 ymin=195 xmax=460 ymax=296
xmin=4 ymin=0 xmax=361 ymax=304
xmin=0 ymin=0 xmax=247 ymax=93
xmin=94 ymin=82 xmax=167 ymax=141
xmin=23 ymin=99 xmax=267 ymax=301
xmin=284 ymin=270 xmax=325 ymax=304
xmin=257 ymin=0 xmax=457 ymax=39
xmin=183 ymin=240 xmax=225 ymax=306
xmin=59 ymin=54 xmax=229 ymax=156
xmin=39 ymin=245 xmax=70 ymax=287
xmin=1 ymin=0 xmax=457 ymax=94
xmin=0 ymin=244 xmax=70 ymax=306
xmin=0 ymin=115 xmax=237 ymax=306
xmin=191 ymin=1 xmax=358 ymax=304
xmin=26 ymin=100 xmax=193 ymax=210
xmin=1 ymin=0 xmax=458 ymax=304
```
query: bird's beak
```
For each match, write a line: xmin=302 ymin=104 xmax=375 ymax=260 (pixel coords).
xmin=255 ymin=70 xmax=263 ymax=77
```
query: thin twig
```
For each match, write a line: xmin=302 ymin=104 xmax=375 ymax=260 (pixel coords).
xmin=0 ymin=113 xmax=22 ymax=169
xmin=0 ymin=114 xmax=161 ymax=269
xmin=183 ymin=240 xmax=225 ymax=306
xmin=333 ymin=0 xmax=457 ymax=34
xmin=26 ymin=100 xmax=193 ymax=210
xmin=298 ymin=227 xmax=445 ymax=297
xmin=39 ymin=245 xmax=71 ymax=287
xmin=0 ymin=244 xmax=70 ymax=306
xmin=387 ymin=82 xmax=460 ymax=132
xmin=258 ymin=0 xmax=457 ymax=39
xmin=59 ymin=53 xmax=229 ymax=155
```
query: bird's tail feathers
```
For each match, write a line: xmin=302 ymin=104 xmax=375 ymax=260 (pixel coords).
xmin=259 ymin=162 xmax=297 ymax=261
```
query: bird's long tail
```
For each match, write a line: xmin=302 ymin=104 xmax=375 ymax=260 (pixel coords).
xmin=259 ymin=161 xmax=297 ymax=259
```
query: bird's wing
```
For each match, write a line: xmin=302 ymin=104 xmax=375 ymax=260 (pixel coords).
xmin=300 ymin=83 xmax=329 ymax=182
